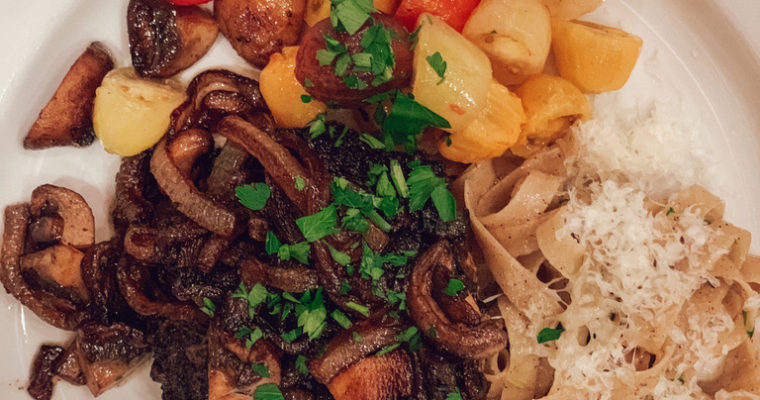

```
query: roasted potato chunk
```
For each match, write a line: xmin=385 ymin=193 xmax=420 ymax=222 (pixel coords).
xmin=128 ymin=0 xmax=219 ymax=78
xmin=215 ymin=0 xmax=307 ymax=68
xmin=24 ymin=42 xmax=113 ymax=150
xmin=540 ymin=0 xmax=603 ymax=19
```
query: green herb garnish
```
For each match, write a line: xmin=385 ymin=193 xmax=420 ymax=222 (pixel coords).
xmin=346 ymin=301 xmax=369 ymax=317
xmin=445 ymin=388 xmax=463 ymax=400
xmin=296 ymin=205 xmax=339 ymax=242
xmin=443 ymin=278 xmax=465 ymax=296
xmin=236 ymin=183 xmax=271 ymax=211
xmin=251 ymin=363 xmax=270 ymax=378
xmin=426 ymin=52 xmax=447 ymax=84
xmin=537 ymin=324 xmax=565 ymax=344
xmin=200 ymin=297 xmax=215 ymax=317
xmin=295 ymin=176 xmax=306 ymax=191
xmin=254 ymin=383 xmax=284 ymax=400
xmin=331 ymin=309 xmax=353 ymax=329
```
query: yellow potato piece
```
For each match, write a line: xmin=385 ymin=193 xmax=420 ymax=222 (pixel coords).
xmin=412 ymin=14 xmax=492 ymax=133
xmin=373 ymin=0 xmax=399 ymax=14
xmin=439 ymin=80 xmax=525 ymax=164
xmin=305 ymin=0 xmax=331 ymax=26
xmin=93 ymin=67 xmax=186 ymax=157
xmin=463 ymin=0 xmax=552 ymax=86
xmin=552 ymin=18 xmax=643 ymax=93
xmin=512 ymin=73 xmax=589 ymax=157
xmin=260 ymin=46 xmax=328 ymax=128
xmin=540 ymin=0 xmax=603 ymax=19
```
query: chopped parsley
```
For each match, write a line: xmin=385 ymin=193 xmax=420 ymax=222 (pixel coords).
xmin=327 ymin=243 xmax=352 ymax=266
xmin=236 ymin=183 xmax=271 ymax=211
xmin=342 ymin=208 xmax=370 ymax=232
xmin=295 ymin=288 xmax=328 ymax=340
xmin=407 ymin=161 xmax=457 ymax=221
xmin=254 ymin=383 xmax=284 ymax=400
xmin=304 ymin=78 xmax=314 ymax=88
xmin=379 ymin=91 xmax=451 ymax=151
xmin=331 ymin=309 xmax=353 ymax=329
xmin=200 ymin=297 xmax=215 ymax=317
xmin=346 ymin=301 xmax=370 ymax=317
xmin=295 ymin=176 xmax=306 ymax=191
xmin=360 ymin=133 xmax=387 ymax=149
xmin=389 ymin=160 xmax=409 ymax=198
xmin=295 ymin=355 xmax=310 ymax=376
xmin=251 ymin=363 xmax=270 ymax=378
xmin=537 ymin=324 xmax=565 ymax=344
xmin=396 ymin=326 xmax=422 ymax=351
xmin=426 ymin=52 xmax=447 ymax=84
xmin=301 ymin=94 xmax=313 ymax=103
xmin=445 ymin=388 xmax=463 ymax=400
xmin=352 ymin=331 xmax=363 ymax=342
xmin=309 ymin=113 xmax=327 ymax=138
xmin=443 ymin=278 xmax=465 ymax=297
xmin=340 ymin=280 xmax=352 ymax=295
xmin=666 ymin=207 xmax=675 ymax=216
xmin=296 ymin=205 xmax=339 ymax=242
xmin=429 ymin=324 xmax=438 ymax=339
xmin=330 ymin=0 xmax=377 ymax=35
xmin=376 ymin=342 xmax=401 ymax=356
xmin=281 ymin=328 xmax=301 ymax=343
xmin=235 ymin=326 xmax=264 ymax=349
xmin=265 ymin=232 xmax=310 ymax=265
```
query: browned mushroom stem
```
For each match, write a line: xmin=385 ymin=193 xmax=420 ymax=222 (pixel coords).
xmin=431 ymin=265 xmax=482 ymax=326
xmin=1 ymin=204 xmax=87 ymax=330
xmin=20 ymin=244 xmax=90 ymax=305
xmin=128 ymin=0 xmax=219 ymax=78
xmin=74 ymin=322 xmax=150 ymax=397
xmin=166 ymin=128 xmax=214 ymax=177
xmin=197 ymin=235 xmax=230 ymax=273
xmin=208 ymin=322 xmax=281 ymax=400
xmin=214 ymin=0 xmax=306 ymax=68
xmin=54 ymin=342 xmax=86 ymax=386
xmin=27 ymin=345 xmax=65 ymax=400
xmin=24 ymin=42 xmax=113 ymax=149
xmin=151 ymin=137 xmax=239 ymax=238
xmin=308 ymin=316 xmax=402 ymax=384
xmin=28 ymin=216 xmax=64 ymax=247
xmin=30 ymin=184 xmax=95 ymax=249
xmin=407 ymin=241 xmax=507 ymax=359
xmin=216 ymin=116 xmax=311 ymax=213
xmin=327 ymin=349 xmax=414 ymax=400
xmin=240 ymin=257 xmax=319 ymax=293
xmin=275 ymin=129 xmax=332 ymax=213
xmin=116 ymin=259 xmax=207 ymax=321
xmin=112 ymin=153 xmax=154 ymax=232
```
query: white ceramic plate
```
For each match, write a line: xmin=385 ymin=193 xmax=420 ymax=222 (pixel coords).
xmin=1 ymin=1 xmax=759 ymax=399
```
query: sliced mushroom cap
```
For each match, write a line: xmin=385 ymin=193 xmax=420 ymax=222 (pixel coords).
xmin=74 ymin=322 xmax=150 ymax=397
xmin=128 ymin=0 xmax=219 ymax=78
xmin=24 ymin=42 xmax=113 ymax=149
xmin=30 ymin=184 xmax=95 ymax=250
xmin=28 ymin=215 xmax=64 ymax=247
xmin=20 ymin=244 xmax=90 ymax=304
xmin=240 ymin=257 xmax=319 ymax=293
xmin=208 ymin=322 xmax=282 ymax=400
xmin=327 ymin=349 xmax=414 ymax=400
xmin=407 ymin=241 xmax=508 ymax=359
xmin=27 ymin=345 xmax=65 ymax=400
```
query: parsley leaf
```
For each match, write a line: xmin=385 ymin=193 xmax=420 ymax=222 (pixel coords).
xmin=301 ymin=94 xmax=313 ymax=103
xmin=295 ymin=176 xmax=306 ymax=191
xmin=265 ymin=232 xmax=310 ymax=265
xmin=331 ymin=0 xmax=377 ymax=35
xmin=309 ymin=113 xmax=327 ymax=138
xmin=236 ymin=183 xmax=271 ymax=211
xmin=537 ymin=324 xmax=565 ymax=344
xmin=342 ymin=208 xmax=370 ymax=233
xmin=382 ymin=91 xmax=450 ymax=151
xmin=359 ymin=133 xmax=387 ymax=149
xmin=376 ymin=342 xmax=401 ymax=356
xmin=297 ymin=205 xmax=339 ymax=242
xmin=331 ymin=309 xmax=353 ymax=329
xmin=445 ymin=388 xmax=463 ymax=400
xmin=327 ymin=243 xmax=351 ymax=266
xmin=431 ymin=184 xmax=457 ymax=222
xmin=426 ymin=52 xmax=447 ymax=84
xmin=407 ymin=162 xmax=457 ymax=221
xmin=254 ymin=383 xmax=284 ymax=400
xmin=429 ymin=325 xmax=438 ymax=339
xmin=443 ymin=278 xmax=465 ymax=296
xmin=200 ymin=297 xmax=215 ymax=317
xmin=296 ymin=288 xmax=328 ymax=340
xmin=251 ymin=363 xmax=270 ymax=378
xmin=245 ymin=327 xmax=264 ymax=349
xmin=389 ymin=160 xmax=409 ymax=198
xmin=295 ymin=355 xmax=310 ymax=376
xmin=281 ymin=328 xmax=302 ymax=343
xmin=346 ymin=301 xmax=369 ymax=317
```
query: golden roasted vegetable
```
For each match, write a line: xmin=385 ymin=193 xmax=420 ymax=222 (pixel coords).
xmin=412 ymin=14 xmax=492 ymax=133
xmin=373 ymin=0 xmax=399 ymax=14
xmin=439 ymin=80 xmax=525 ymax=164
xmin=512 ymin=74 xmax=589 ymax=157
xmin=260 ymin=46 xmax=327 ymax=128
xmin=463 ymin=0 xmax=551 ymax=86
xmin=540 ymin=0 xmax=603 ymax=19
xmin=305 ymin=0 xmax=330 ymax=26
xmin=552 ymin=18 xmax=643 ymax=93
xmin=93 ymin=68 xmax=186 ymax=156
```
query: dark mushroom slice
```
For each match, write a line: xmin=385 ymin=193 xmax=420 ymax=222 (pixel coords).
xmin=28 ymin=215 xmax=64 ymax=248
xmin=54 ymin=342 xmax=86 ymax=386
xmin=74 ymin=322 xmax=150 ymax=397
xmin=327 ymin=349 xmax=414 ymax=400
xmin=24 ymin=42 xmax=113 ymax=149
xmin=150 ymin=320 xmax=209 ymax=400
xmin=151 ymin=137 xmax=239 ymax=238
xmin=407 ymin=241 xmax=507 ymax=359
xmin=29 ymin=184 xmax=95 ymax=250
xmin=128 ymin=0 xmax=219 ymax=78
xmin=214 ymin=0 xmax=306 ymax=68
xmin=1 ymin=204 xmax=86 ymax=330
xmin=207 ymin=322 xmax=281 ymax=400
xmin=20 ymin=244 xmax=90 ymax=304
xmin=240 ymin=257 xmax=319 ymax=293
xmin=216 ymin=116 xmax=311 ymax=213
xmin=112 ymin=153 xmax=155 ymax=233
xmin=308 ymin=317 xmax=402 ymax=385
xmin=27 ymin=345 xmax=65 ymax=400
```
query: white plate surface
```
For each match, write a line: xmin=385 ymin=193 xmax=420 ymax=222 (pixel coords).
xmin=0 ymin=0 xmax=759 ymax=398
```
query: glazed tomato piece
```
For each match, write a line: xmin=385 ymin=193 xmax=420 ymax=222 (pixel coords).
xmin=394 ymin=0 xmax=480 ymax=32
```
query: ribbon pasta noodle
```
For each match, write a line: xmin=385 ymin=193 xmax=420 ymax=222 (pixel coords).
xmin=460 ymin=136 xmax=760 ymax=399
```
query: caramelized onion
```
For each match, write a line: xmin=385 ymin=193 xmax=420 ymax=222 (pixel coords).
xmin=407 ymin=241 xmax=507 ymax=359
xmin=240 ymin=257 xmax=318 ymax=293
